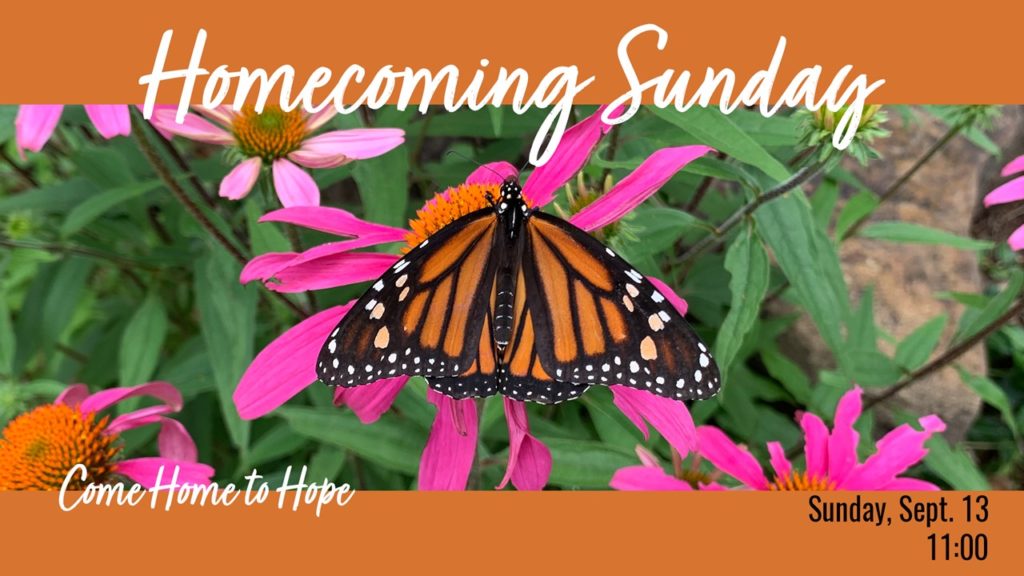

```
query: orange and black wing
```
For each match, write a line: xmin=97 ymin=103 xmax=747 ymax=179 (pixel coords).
xmin=519 ymin=211 xmax=720 ymax=402
xmin=317 ymin=208 xmax=500 ymax=392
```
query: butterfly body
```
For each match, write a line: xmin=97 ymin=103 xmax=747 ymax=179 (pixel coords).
xmin=317 ymin=177 xmax=721 ymax=405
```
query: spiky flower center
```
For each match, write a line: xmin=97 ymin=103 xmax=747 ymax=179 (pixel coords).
xmin=404 ymin=182 xmax=533 ymax=251
xmin=769 ymin=470 xmax=836 ymax=491
xmin=231 ymin=105 xmax=308 ymax=161
xmin=0 ymin=404 xmax=120 ymax=491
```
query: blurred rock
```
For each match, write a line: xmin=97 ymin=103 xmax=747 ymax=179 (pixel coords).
xmin=773 ymin=106 xmax=1023 ymax=441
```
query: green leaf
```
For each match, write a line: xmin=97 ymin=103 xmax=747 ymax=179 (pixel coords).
xmin=755 ymin=190 xmax=850 ymax=370
xmin=894 ymin=315 xmax=948 ymax=371
xmin=307 ymin=445 xmax=347 ymax=483
xmin=0 ymin=106 xmax=17 ymax=143
xmin=195 ymin=245 xmax=255 ymax=452
xmin=118 ymin=292 xmax=168 ymax=387
xmin=0 ymin=298 xmax=14 ymax=376
xmin=581 ymin=388 xmax=643 ymax=450
xmin=924 ymin=434 xmax=990 ymax=490
xmin=650 ymin=107 xmax=791 ymax=181
xmin=61 ymin=180 xmax=161 ymax=238
xmin=760 ymin=345 xmax=812 ymax=405
xmin=954 ymin=269 xmax=1024 ymax=345
xmin=0 ymin=178 xmax=99 ymax=215
xmin=279 ymin=406 xmax=422 ymax=475
xmin=487 ymin=106 xmax=504 ymax=137
xmin=246 ymin=424 xmax=311 ymax=469
xmin=246 ymin=198 xmax=292 ymax=255
xmin=623 ymin=207 xmax=703 ymax=256
xmin=859 ymin=221 xmax=993 ymax=251
xmin=545 ymin=438 xmax=637 ymax=489
xmin=848 ymin=350 xmax=902 ymax=387
xmin=957 ymin=367 xmax=1020 ymax=440
xmin=714 ymin=223 xmax=769 ymax=377
xmin=41 ymin=256 xmax=93 ymax=345
xmin=71 ymin=146 xmax=137 ymax=187
xmin=834 ymin=190 xmax=879 ymax=241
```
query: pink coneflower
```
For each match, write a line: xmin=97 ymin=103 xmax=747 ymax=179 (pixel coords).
xmin=612 ymin=386 xmax=945 ymax=491
xmin=984 ymin=155 xmax=1024 ymax=250
xmin=0 ymin=382 xmax=214 ymax=490
xmin=15 ymin=105 xmax=132 ymax=158
xmin=148 ymin=105 xmax=404 ymax=207
xmin=233 ymin=106 xmax=713 ymax=490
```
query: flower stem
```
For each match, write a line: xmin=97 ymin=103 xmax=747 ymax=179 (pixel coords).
xmin=864 ymin=293 xmax=1024 ymax=410
xmin=0 ymin=147 xmax=39 ymax=188
xmin=0 ymin=238 xmax=150 ymax=290
xmin=679 ymin=162 xmax=827 ymax=266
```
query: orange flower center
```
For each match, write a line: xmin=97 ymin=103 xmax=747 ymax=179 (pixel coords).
xmin=231 ymin=105 xmax=309 ymax=160
xmin=404 ymin=182 xmax=532 ymax=251
xmin=0 ymin=404 xmax=120 ymax=491
xmin=769 ymin=470 xmax=836 ymax=491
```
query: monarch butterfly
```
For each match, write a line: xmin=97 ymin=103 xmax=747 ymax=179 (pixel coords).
xmin=316 ymin=177 xmax=721 ymax=404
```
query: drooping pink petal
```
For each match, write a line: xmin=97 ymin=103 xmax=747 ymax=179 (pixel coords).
xmin=79 ymin=381 xmax=182 ymax=415
xmin=114 ymin=458 xmax=214 ymax=488
xmin=148 ymin=108 xmax=234 ymax=145
xmin=234 ymin=304 xmax=351 ymax=419
xmin=497 ymin=398 xmax=552 ymax=491
xmin=304 ymin=106 xmax=337 ymax=132
xmin=289 ymin=128 xmax=405 ymax=169
xmin=83 ymin=105 xmax=132 ymax=139
xmin=800 ymin=412 xmax=829 ymax=480
xmin=157 ymin=418 xmax=199 ymax=462
xmin=193 ymin=105 xmax=237 ymax=127
xmin=827 ymin=386 xmax=863 ymax=485
xmin=695 ymin=425 xmax=770 ymax=490
xmin=1009 ymin=224 xmax=1024 ymax=252
xmin=610 ymin=465 xmax=693 ymax=491
xmin=839 ymin=415 xmax=945 ymax=490
xmin=240 ymin=252 xmax=304 ymax=285
xmin=106 ymin=405 xmax=174 ymax=434
xmin=766 ymin=441 xmax=792 ymax=480
xmin=522 ymin=105 xmax=620 ymax=207
xmin=611 ymin=385 xmax=697 ymax=456
xmin=260 ymin=206 xmax=408 ymax=240
xmin=647 ymin=276 xmax=689 ymax=317
xmin=241 ymin=239 xmax=396 ymax=287
xmin=465 ymin=162 xmax=519 ymax=186
xmin=134 ymin=104 xmax=178 ymax=139
xmin=635 ymin=446 xmax=660 ymax=468
xmin=15 ymin=105 xmax=63 ymax=157
xmin=332 ymin=376 xmax=408 ymax=424
xmin=217 ymin=157 xmax=262 ymax=200
xmin=272 ymin=159 xmax=321 ymax=207
xmin=570 ymin=146 xmax=713 ymax=231
xmin=882 ymin=477 xmax=941 ymax=491
xmin=264 ymin=252 xmax=399 ymax=293
xmin=418 ymin=391 xmax=478 ymax=491
xmin=54 ymin=383 xmax=89 ymax=406
xmin=1001 ymin=155 xmax=1024 ymax=177
xmin=983 ymin=176 xmax=1024 ymax=207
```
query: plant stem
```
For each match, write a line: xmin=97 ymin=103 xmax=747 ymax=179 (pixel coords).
xmin=679 ymin=162 xmax=826 ymax=265
xmin=145 ymin=121 xmax=218 ymax=209
xmin=0 ymin=238 xmax=151 ymax=290
xmin=864 ymin=295 xmax=1024 ymax=410
xmin=0 ymin=147 xmax=39 ymax=188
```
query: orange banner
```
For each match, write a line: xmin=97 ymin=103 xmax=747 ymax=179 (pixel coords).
xmin=1 ymin=491 xmax=1018 ymax=574
xmin=1 ymin=0 xmax=1022 ymax=104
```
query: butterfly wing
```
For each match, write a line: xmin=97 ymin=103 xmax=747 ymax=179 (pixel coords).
xmin=519 ymin=211 xmax=721 ymax=402
xmin=317 ymin=208 xmax=500 ymax=390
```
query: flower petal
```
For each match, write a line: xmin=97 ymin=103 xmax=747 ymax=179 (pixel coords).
xmin=106 ymin=405 xmax=174 ymax=434
xmin=611 ymin=385 xmax=697 ymax=456
xmin=801 ymin=412 xmax=829 ymax=480
xmin=766 ymin=441 xmax=792 ymax=480
xmin=418 ymin=391 xmax=478 ymax=490
xmin=54 ymin=383 xmax=89 ymax=406
xmin=522 ymin=105 xmax=619 ymax=207
xmin=264 ymin=251 xmax=399 ymax=293
xmin=1009 ymin=224 xmax=1024 ymax=252
xmin=79 ymin=381 xmax=182 ymax=415
xmin=259 ymin=206 xmax=408 ymax=240
xmin=114 ymin=458 xmax=214 ymax=488
xmin=465 ymin=162 xmax=519 ymax=186
xmin=304 ymin=106 xmax=337 ymax=132
xmin=234 ymin=304 xmax=351 ymax=419
xmin=15 ymin=105 xmax=63 ymax=157
xmin=647 ymin=276 xmax=689 ymax=317
xmin=610 ymin=465 xmax=693 ymax=491
xmin=497 ymin=398 xmax=552 ymax=490
xmin=882 ymin=477 xmax=941 ymax=491
xmin=148 ymin=108 xmax=234 ymax=145
xmin=333 ymin=376 xmax=408 ymax=424
xmin=828 ymin=387 xmax=863 ymax=484
xmin=570 ymin=146 xmax=713 ymax=231
xmin=983 ymin=175 xmax=1024 ymax=207
xmin=240 ymin=238 xmax=396 ymax=287
xmin=289 ymin=128 xmax=405 ymax=169
xmin=219 ymin=157 xmax=262 ymax=200
xmin=839 ymin=415 xmax=945 ymax=490
xmin=135 ymin=104 xmax=179 ymax=139
xmin=695 ymin=425 xmax=770 ymax=490
xmin=1001 ymin=155 xmax=1024 ymax=177
xmin=157 ymin=418 xmax=199 ymax=462
xmin=272 ymin=159 xmax=321 ymax=207
xmin=83 ymin=105 xmax=132 ymax=139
